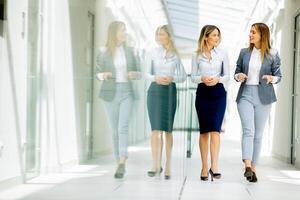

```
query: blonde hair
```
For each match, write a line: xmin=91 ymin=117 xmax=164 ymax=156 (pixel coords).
xmin=196 ymin=25 xmax=221 ymax=58
xmin=106 ymin=21 xmax=126 ymax=57
xmin=155 ymin=25 xmax=179 ymax=56
xmin=248 ymin=23 xmax=271 ymax=61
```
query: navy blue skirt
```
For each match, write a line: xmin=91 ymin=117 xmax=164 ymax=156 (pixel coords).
xmin=147 ymin=82 xmax=177 ymax=133
xmin=195 ymin=83 xmax=226 ymax=134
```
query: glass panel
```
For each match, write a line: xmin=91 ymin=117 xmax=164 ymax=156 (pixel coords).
xmin=68 ymin=1 xmax=95 ymax=162
xmin=25 ymin=0 xmax=41 ymax=180
xmin=86 ymin=12 xmax=95 ymax=159
xmin=67 ymin=0 xmax=189 ymax=196
xmin=0 ymin=0 xmax=5 ymax=37
xmin=292 ymin=14 xmax=300 ymax=164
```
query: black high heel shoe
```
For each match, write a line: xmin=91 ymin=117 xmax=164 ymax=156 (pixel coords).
xmin=147 ymin=167 xmax=163 ymax=177
xmin=200 ymin=170 xmax=209 ymax=181
xmin=209 ymin=168 xmax=221 ymax=181
xmin=164 ymin=168 xmax=171 ymax=180
xmin=200 ymin=175 xmax=208 ymax=181
xmin=164 ymin=174 xmax=171 ymax=180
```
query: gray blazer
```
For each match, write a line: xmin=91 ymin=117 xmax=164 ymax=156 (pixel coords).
xmin=96 ymin=45 xmax=141 ymax=101
xmin=235 ymin=48 xmax=282 ymax=105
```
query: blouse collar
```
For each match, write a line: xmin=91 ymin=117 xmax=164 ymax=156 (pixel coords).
xmin=201 ymin=47 xmax=218 ymax=59
xmin=158 ymin=45 xmax=175 ymax=58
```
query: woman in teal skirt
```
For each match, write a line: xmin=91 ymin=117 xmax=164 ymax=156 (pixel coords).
xmin=146 ymin=25 xmax=186 ymax=179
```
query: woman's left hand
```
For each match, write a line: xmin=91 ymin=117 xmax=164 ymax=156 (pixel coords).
xmin=206 ymin=77 xmax=219 ymax=86
xmin=164 ymin=76 xmax=173 ymax=84
xmin=128 ymin=71 xmax=137 ymax=80
xmin=262 ymin=75 xmax=273 ymax=84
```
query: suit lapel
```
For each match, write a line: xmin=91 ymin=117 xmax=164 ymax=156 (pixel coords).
xmin=244 ymin=51 xmax=251 ymax=75
xmin=106 ymin=51 xmax=115 ymax=74
xmin=123 ymin=46 xmax=131 ymax=71
xmin=259 ymin=56 xmax=269 ymax=78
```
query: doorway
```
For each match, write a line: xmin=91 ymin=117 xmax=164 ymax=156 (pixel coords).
xmin=291 ymin=13 xmax=300 ymax=165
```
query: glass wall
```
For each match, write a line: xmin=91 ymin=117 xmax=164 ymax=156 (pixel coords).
xmin=25 ymin=0 xmax=41 ymax=180
xmin=292 ymin=14 xmax=300 ymax=164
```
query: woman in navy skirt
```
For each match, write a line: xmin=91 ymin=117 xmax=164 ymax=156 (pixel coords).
xmin=191 ymin=25 xmax=229 ymax=181
xmin=146 ymin=25 xmax=186 ymax=179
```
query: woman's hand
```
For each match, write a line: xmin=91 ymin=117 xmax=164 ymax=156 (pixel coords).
xmin=128 ymin=71 xmax=137 ymax=80
xmin=262 ymin=75 xmax=274 ymax=84
xmin=97 ymin=72 xmax=112 ymax=80
xmin=202 ymin=76 xmax=219 ymax=86
xmin=155 ymin=76 xmax=173 ymax=85
xmin=236 ymin=73 xmax=248 ymax=82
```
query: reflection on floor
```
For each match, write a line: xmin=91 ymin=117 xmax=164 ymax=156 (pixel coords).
xmin=0 ymin=133 xmax=299 ymax=200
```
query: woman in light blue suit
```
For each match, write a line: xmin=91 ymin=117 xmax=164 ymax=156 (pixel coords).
xmin=234 ymin=23 xmax=282 ymax=182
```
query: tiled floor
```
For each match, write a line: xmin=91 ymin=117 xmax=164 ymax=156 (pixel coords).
xmin=0 ymin=133 xmax=299 ymax=200
xmin=181 ymin=135 xmax=300 ymax=200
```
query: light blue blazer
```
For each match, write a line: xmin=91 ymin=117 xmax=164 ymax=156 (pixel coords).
xmin=234 ymin=48 xmax=282 ymax=105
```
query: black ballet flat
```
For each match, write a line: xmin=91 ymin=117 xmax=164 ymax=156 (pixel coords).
xmin=114 ymin=164 xmax=126 ymax=179
xmin=244 ymin=167 xmax=254 ymax=181
xmin=249 ymin=172 xmax=258 ymax=183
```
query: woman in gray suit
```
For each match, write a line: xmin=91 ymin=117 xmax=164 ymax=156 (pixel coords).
xmin=96 ymin=21 xmax=141 ymax=179
xmin=235 ymin=22 xmax=282 ymax=183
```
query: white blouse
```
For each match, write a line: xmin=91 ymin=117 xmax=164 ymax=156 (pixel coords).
xmin=96 ymin=46 xmax=129 ymax=82
xmin=235 ymin=47 xmax=279 ymax=84
xmin=191 ymin=48 xmax=230 ymax=84
xmin=246 ymin=47 xmax=262 ymax=85
xmin=145 ymin=46 xmax=186 ymax=83
xmin=113 ymin=46 xmax=128 ymax=83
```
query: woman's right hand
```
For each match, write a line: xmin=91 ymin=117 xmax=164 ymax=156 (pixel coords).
xmin=155 ymin=75 xmax=172 ymax=85
xmin=236 ymin=73 xmax=248 ymax=82
xmin=102 ymin=72 xmax=112 ymax=80
xmin=201 ymin=76 xmax=217 ymax=86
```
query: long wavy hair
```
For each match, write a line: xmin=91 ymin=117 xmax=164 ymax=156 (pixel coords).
xmin=106 ymin=21 xmax=126 ymax=57
xmin=155 ymin=25 xmax=179 ymax=57
xmin=248 ymin=23 xmax=271 ymax=61
xmin=196 ymin=25 xmax=221 ymax=58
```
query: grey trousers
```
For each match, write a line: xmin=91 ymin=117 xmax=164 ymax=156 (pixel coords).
xmin=103 ymin=83 xmax=133 ymax=160
xmin=237 ymin=85 xmax=271 ymax=165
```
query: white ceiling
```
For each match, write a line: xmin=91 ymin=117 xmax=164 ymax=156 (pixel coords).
xmin=163 ymin=0 xmax=261 ymax=56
